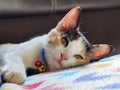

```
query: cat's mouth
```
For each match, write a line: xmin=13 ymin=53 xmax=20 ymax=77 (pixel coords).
xmin=57 ymin=53 xmax=68 ymax=67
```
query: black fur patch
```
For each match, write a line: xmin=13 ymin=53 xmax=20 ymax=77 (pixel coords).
xmin=62 ymin=30 xmax=80 ymax=41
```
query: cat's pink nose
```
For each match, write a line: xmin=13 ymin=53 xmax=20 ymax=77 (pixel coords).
xmin=60 ymin=53 xmax=68 ymax=61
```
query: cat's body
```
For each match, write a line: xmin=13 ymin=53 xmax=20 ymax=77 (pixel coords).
xmin=0 ymin=7 xmax=112 ymax=84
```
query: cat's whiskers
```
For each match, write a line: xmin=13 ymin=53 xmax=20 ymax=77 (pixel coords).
xmin=91 ymin=36 xmax=100 ymax=44
xmin=53 ymin=15 xmax=60 ymax=22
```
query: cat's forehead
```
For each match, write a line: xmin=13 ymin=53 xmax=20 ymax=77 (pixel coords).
xmin=61 ymin=30 xmax=80 ymax=41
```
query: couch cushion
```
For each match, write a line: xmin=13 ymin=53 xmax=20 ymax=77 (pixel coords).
xmin=0 ymin=0 xmax=120 ymax=18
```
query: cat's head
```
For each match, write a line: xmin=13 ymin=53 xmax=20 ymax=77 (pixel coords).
xmin=45 ymin=7 xmax=112 ymax=70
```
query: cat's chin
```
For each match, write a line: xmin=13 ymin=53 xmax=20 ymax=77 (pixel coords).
xmin=47 ymin=59 xmax=62 ymax=71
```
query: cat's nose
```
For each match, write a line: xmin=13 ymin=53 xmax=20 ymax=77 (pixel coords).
xmin=60 ymin=53 xmax=68 ymax=61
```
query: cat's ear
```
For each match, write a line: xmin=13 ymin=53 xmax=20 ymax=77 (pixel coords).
xmin=88 ymin=44 xmax=113 ymax=62
xmin=56 ymin=7 xmax=80 ymax=31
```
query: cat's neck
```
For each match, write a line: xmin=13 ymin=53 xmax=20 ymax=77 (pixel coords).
xmin=23 ymin=34 xmax=48 ymax=68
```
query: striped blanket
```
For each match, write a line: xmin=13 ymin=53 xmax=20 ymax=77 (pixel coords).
xmin=1 ymin=54 xmax=120 ymax=90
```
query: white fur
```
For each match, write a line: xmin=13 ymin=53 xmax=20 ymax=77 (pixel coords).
xmin=0 ymin=28 xmax=88 ymax=84
xmin=0 ymin=34 xmax=48 ymax=84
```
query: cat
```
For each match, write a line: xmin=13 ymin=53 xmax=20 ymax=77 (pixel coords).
xmin=0 ymin=7 xmax=112 ymax=84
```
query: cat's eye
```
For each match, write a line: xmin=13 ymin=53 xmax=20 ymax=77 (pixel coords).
xmin=61 ymin=37 xmax=69 ymax=47
xmin=74 ymin=55 xmax=84 ymax=59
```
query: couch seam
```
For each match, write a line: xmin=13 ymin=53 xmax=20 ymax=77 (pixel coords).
xmin=51 ymin=0 xmax=56 ymax=14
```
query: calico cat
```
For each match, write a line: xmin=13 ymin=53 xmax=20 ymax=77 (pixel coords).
xmin=0 ymin=7 xmax=112 ymax=84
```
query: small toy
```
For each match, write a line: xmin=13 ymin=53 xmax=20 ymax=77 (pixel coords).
xmin=35 ymin=60 xmax=46 ymax=73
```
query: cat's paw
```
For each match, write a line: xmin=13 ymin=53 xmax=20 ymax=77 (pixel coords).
xmin=2 ymin=67 xmax=26 ymax=84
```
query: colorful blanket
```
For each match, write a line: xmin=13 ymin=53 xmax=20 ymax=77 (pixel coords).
xmin=1 ymin=54 xmax=120 ymax=90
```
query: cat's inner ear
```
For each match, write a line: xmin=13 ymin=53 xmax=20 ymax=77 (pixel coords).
xmin=87 ymin=44 xmax=113 ymax=62
xmin=56 ymin=7 xmax=80 ymax=32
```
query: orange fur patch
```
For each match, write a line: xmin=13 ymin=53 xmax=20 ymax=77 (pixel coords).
xmin=48 ymin=30 xmax=62 ymax=46
xmin=75 ymin=57 xmax=89 ymax=66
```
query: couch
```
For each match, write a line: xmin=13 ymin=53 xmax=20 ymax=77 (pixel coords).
xmin=0 ymin=0 xmax=120 ymax=90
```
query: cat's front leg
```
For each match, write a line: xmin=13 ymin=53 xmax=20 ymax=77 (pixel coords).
xmin=1 ymin=53 xmax=26 ymax=84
